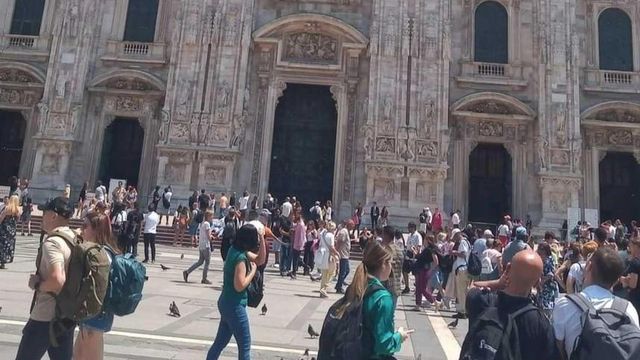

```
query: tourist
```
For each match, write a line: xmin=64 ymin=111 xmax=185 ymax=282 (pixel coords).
xmin=75 ymin=181 xmax=88 ymax=218
xmin=150 ymin=185 xmax=161 ymax=210
xmin=536 ymin=242 xmax=558 ymax=318
xmin=125 ymin=186 xmax=137 ymax=209
xmin=189 ymin=190 xmax=199 ymax=210
xmin=281 ymin=196 xmax=292 ymax=219
xmin=206 ymin=224 xmax=266 ymax=360
xmin=142 ymin=204 xmax=160 ymax=263
xmin=325 ymin=241 xmax=412 ymax=358
xmin=414 ymin=235 xmax=439 ymax=311
xmin=15 ymin=197 xmax=75 ymax=359
xmin=565 ymin=241 xmax=597 ymax=294
xmin=553 ymin=247 xmax=640 ymax=359
xmin=160 ymin=186 xmax=172 ymax=226
xmin=497 ymin=217 xmax=510 ymax=248
xmin=277 ymin=212 xmax=293 ymax=276
xmin=450 ymin=210 xmax=461 ymax=229
xmin=317 ymin=221 xmax=339 ymax=298
xmin=110 ymin=202 xmax=127 ymax=250
xmin=183 ymin=210 xmax=214 ymax=284
xmin=324 ymin=200 xmax=333 ymax=222
xmin=239 ymin=191 xmax=250 ymax=224
xmin=174 ymin=204 xmax=189 ymax=247
xmin=221 ymin=208 xmax=239 ymax=261
xmin=501 ymin=226 xmax=530 ymax=268
xmin=480 ymin=237 xmax=502 ymax=281
xmin=19 ymin=181 xmax=33 ymax=236
xmin=309 ymin=201 xmax=322 ymax=222
xmin=370 ymin=201 xmax=380 ymax=229
xmin=125 ymin=202 xmax=143 ymax=256
xmin=431 ymin=208 xmax=443 ymax=233
xmin=95 ymin=181 xmax=107 ymax=204
xmin=250 ymin=195 xmax=258 ymax=210
xmin=352 ymin=202 xmax=363 ymax=236
xmin=73 ymin=212 xmax=118 ymax=360
xmin=290 ymin=214 xmax=306 ymax=279
xmin=335 ymin=219 xmax=354 ymax=293
xmin=460 ymin=251 xmax=559 ymax=360
xmin=229 ymin=192 xmax=238 ymax=210
xmin=445 ymin=230 xmax=471 ymax=319
xmin=379 ymin=205 xmax=388 ymax=226
xmin=418 ymin=208 xmax=429 ymax=233
xmin=380 ymin=225 xmax=405 ymax=308
xmin=303 ymin=220 xmax=318 ymax=275
xmin=0 ymin=194 xmax=20 ymax=269
xmin=219 ymin=192 xmax=228 ymax=218
xmin=620 ymin=237 xmax=640 ymax=312
xmin=189 ymin=202 xmax=201 ymax=248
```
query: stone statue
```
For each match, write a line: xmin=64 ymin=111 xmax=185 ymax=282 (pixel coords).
xmin=243 ymin=87 xmax=251 ymax=111
xmin=159 ymin=109 xmax=170 ymax=144
xmin=219 ymin=82 xmax=230 ymax=107
xmin=424 ymin=99 xmax=435 ymax=137
xmin=440 ymin=129 xmax=451 ymax=164
xmin=364 ymin=127 xmax=374 ymax=160
xmin=36 ymin=102 xmax=49 ymax=133
xmin=537 ymin=136 xmax=548 ymax=170
xmin=383 ymin=98 xmax=392 ymax=119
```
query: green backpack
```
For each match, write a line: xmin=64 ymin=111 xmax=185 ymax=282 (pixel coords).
xmin=37 ymin=229 xmax=111 ymax=343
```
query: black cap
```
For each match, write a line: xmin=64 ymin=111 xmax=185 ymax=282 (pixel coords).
xmin=38 ymin=196 xmax=73 ymax=219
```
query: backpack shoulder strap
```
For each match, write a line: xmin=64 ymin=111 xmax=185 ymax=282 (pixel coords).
xmin=566 ymin=293 xmax=594 ymax=313
xmin=611 ymin=296 xmax=629 ymax=314
xmin=48 ymin=229 xmax=77 ymax=249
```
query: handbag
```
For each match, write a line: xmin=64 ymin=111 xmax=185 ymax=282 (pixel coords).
xmin=245 ymin=260 xmax=263 ymax=308
xmin=314 ymin=232 xmax=330 ymax=270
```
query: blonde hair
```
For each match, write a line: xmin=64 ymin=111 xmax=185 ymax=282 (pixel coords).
xmin=3 ymin=195 xmax=20 ymax=217
xmin=335 ymin=241 xmax=393 ymax=317
xmin=325 ymin=221 xmax=337 ymax=232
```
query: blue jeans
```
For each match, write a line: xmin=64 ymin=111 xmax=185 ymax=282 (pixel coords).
xmin=336 ymin=258 xmax=350 ymax=291
xmin=207 ymin=298 xmax=251 ymax=360
xmin=280 ymin=243 xmax=291 ymax=274
xmin=186 ymin=248 xmax=211 ymax=281
xmin=16 ymin=319 xmax=74 ymax=360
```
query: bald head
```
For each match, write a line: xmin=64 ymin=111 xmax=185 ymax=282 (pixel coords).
xmin=505 ymin=250 xmax=543 ymax=296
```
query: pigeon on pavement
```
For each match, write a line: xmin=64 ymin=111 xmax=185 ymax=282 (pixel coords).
xmin=261 ymin=303 xmax=267 ymax=315
xmin=180 ymin=253 xmax=184 ymax=260
xmin=308 ymin=324 xmax=319 ymax=339
xmin=169 ymin=301 xmax=181 ymax=317
xmin=160 ymin=264 xmax=170 ymax=271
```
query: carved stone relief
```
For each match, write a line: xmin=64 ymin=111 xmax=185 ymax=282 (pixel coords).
xmin=282 ymin=32 xmax=338 ymax=64
xmin=461 ymin=101 xmax=516 ymax=115
xmin=478 ymin=121 xmax=503 ymax=137
xmin=548 ymin=191 xmax=571 ymax=213
xmin=0 ymin=69 xmax=37 ymax=83
xmin=373 ymin=179 xmax=397 ymax=201
xmin=416 ymin=140 xmax=438 ymax=160
xmin=115 ymin=96 xmax=142 ymax=112
xmin=550 ymin=149 xmax=570 ymax=165
xmin=375 ymin=136 xmax=396 ymax=153
xmin=169 ymin=122 xmax=191 ymax=143
xmin=594 ymin=109 xmax=640 ymax=123
xmin=363 ymin=126 xmax=374 ymax=160
xmin=104 ymin=78 xmax=153 ymax=91
xmin=607 ymin=129 xmax=633 ymax=146
xmin=164 ymin=163 xmax=187 ymax=183
xmin=204 ymin=166 xmax=227 ymax=186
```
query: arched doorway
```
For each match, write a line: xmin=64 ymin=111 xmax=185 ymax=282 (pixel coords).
xmin=599 ymin=152 xmax=640 ymax=225
xmin=98 ymin=118 xmax=144 ymax=188
xmin=468 ymin=143 xmax=512 ymax=225
xmin=0 ymin=111 xmax=26 ymax=186
xmin=268 ymin=83 xmax=337 ymax=209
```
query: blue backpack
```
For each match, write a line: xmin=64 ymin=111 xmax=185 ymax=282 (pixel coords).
xmin=103 ymin=248 xmax=146 ymax=316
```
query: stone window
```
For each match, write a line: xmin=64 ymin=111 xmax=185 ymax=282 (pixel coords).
xmin=474 ymin=1 xmax=508 ymax=64
xmin=123 ymin=0 xmax=159 ymax=42
xmin=10 ymin=0 xmax=46 ymax=36
xmin=598 ymin=8 xmax=633 ymax=72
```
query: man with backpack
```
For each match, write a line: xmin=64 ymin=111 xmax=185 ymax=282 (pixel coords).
xmin=553 ymin=247 xmax=640 ymax=360
xmin=460 ymin=250 xmax=559 ymax=360
xmin=125 ymin=202 xmax=144 ymax=256
xmin=15 ymin=197 xmax=97 ymax=359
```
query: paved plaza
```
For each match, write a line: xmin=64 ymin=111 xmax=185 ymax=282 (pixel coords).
xmin=0 ymin=235 xmax=466 ymax=360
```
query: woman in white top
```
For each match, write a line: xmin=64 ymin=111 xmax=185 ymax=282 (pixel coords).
xmin=324 ymin=201 xmax=333 ymax=222
xmin=316 ymin=221 xmax=339 ymax=298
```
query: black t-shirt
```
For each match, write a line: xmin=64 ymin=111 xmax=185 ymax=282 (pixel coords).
xmin=466 ymin=288 xmax=559 ymax=360
xmin=625 ymin=258 xmax=640 ymax=312
xmin=279 ymin=216 xmax=292 ymax=244
xmin=414 ymin=246 xmax=434 ymax=270
xmin=198 ymin=193 xmax=211 ymax=209
xmin=126 ymin=210 xmax=143 ymax=234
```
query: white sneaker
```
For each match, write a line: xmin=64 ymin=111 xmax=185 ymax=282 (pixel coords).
xmin=272 ymin=263 xmax=279 ymax=268
xmin=413 ymin=305 xmax=422 ymax=312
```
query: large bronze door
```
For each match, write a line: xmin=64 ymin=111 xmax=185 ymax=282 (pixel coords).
xmin=0 ymin=111 xmax=26 ymax=185
xmin=268 ymin=84 xmax=337 ymax=210
xmin=468 ymin=143 xmax=512 ymax=225
xmin=600 ymin=152 xmax=640 ymax=225
xmin=98 ymin=118 xmax=144 ymax=187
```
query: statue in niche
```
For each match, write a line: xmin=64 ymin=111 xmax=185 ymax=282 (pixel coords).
xmin=243 ymin=87 xmax=251 ymax=111
xmin=159 ymin=109 xmax=170 ymax=144
xmin=364 ymin=127 xmax=374 ymax=160
xmin=219 ymin=82 xmax=231 ymax=107
xmin=383 ymin=98 xmax=392 ymax=119
xmin=36 ymin=102 xmax=49 ymax=133
xmin=556 ymin=106 xmax=567 ymax=145
xmin=537 ymin=136 xmax=548 ymax=170
xmin=424 ymin=99 xmax=435 ymax=138
xmin=384 ymin=180 xmax=395 ymax=200
xmin=360 ymin=97 xmax=369 ymax=122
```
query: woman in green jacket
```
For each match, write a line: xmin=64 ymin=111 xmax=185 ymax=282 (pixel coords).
xmin=336 ymin=241 xmax=413 ymax=359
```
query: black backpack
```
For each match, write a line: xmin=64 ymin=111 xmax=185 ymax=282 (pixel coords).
xmin=245 ymin=260 xmax=263 ymax=308
xmin=467 ymin=250 xmax=483 ymax=276
xmin=460 ymin=303 xmax=539 ymax=360
xmin=194 ymin=209 xmax=204 ymax=224
xmin=162 ymin=193 xmax=170 ymax=209
xmin=318 ymin=283 xmax=385 ymax=360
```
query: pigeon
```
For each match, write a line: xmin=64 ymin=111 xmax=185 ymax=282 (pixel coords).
xmin=169 ymin=301 xmax=181 ymax=317
xmin=180 ymin=253 xmax=184 ymax=260
xmin=303 ymin=348 xmax=309 ymax=356
xmin=261 ymin=303 xmax=267 ymax=315
xmin=416 ymin=354 xmax=422 ymax=360
xmin=308 ymin=324 xmax=319 ymax=339
xmin=160 ymin=264 xmax=170 ymax=271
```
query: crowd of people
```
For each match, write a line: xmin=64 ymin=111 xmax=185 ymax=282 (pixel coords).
xmin=5 ymin=172 xmax=640 ymax=359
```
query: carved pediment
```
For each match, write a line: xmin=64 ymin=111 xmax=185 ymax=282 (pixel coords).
xmin=282 ymin=32 xmax=338 ymax=64
xmin=459 ymin=100 xmax=526 ymax=116
xmin=590 ymin=109 xmax=640 ymax=123
xmin=0 ymin=68 xmax=38 ymax=83
xmin=104 ymin=78 xmax=155 ymax=91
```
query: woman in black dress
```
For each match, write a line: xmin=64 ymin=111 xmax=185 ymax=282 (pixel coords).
xmin=76 ymin=181 xmax=88 ymax=218
xmin=0 ymin=195 xmax=20 ymax=269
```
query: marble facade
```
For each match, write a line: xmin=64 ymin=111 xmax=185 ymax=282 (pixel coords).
xmin=2 ymin=0 xmax=640 ymax=233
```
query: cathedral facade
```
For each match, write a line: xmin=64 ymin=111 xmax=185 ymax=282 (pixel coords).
xmin=1 ymin=0 xmax=639 ymax=232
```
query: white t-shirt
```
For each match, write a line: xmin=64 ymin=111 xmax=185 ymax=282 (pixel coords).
xmin=567 ymin=262 xmax=586 ymax=292
xmin=198 ymin=221 xmax=211 ymax=250
xmin=497 ymin=224 xmax=510 ymax=236
xmin=453 ymin=238 xmax=470 ymax=269
xmin=325 ymin=207 xmax=332 ymax=221
xmin=95 ymin=186 xmax=106 ymax=201
xmin=281 ymin=201 xmax=292 ymax=217
xmin=143 ymin=211 xmax=160 ymax=234
xmin=248 ymin=220 xmax=265 ymax=237
xmin=239 ymin=196 xmax=250 ymax=210
xmin=407 ymin=231 xmax=423 ymax=248
xmin=426 ymin=210 xmax=433 ymax=224
xmin=163 ymin=191 xmax=172 ymax=203
xmin=553 ymin=285 xmax=640 ymax=358
xmin=451 ymin=213 xmax=460 ymax=225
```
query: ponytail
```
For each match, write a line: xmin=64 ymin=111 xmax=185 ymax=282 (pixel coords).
xmin=336 ymin=263 xmax=368 ymax=317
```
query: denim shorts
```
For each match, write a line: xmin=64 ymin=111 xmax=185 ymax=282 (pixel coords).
xmin=429 ymin=269 xmax=443 ymax=287
xmin=81 ymin=311 xmax=114 ymax=333
xmin=188 ymin=223 xmax=199 ymax=236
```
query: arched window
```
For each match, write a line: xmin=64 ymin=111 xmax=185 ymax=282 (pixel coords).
xmin=474 ymin=1 xmax=509 ymax=64
xmin=123 ymin=0 xmax=159 ymax=42
xmin=598 ymin=8 xmax=633 ymax=71
xmin=10 ymin=0 xmax=46 ymax=36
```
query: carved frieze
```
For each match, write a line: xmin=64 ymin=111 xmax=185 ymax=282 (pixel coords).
xmin=0 ymin=69 xmax=37 ymax=83
xmin=201 ymin=153 xmax=234 ymax=162
xmin=163 ymin=163 xmax=187 ymax=183
xmin=461 ymin=101 xmax=516 ymax=115
xmin=282 ymin=32 xmax=338 ymax=64
xmin=104 ymin=78 xmax=153 ymax=91
xmin=0 ymin=88 xmax=25 ymax=105
xmin=416 ymin=140 xmax=438 ymax=160
xmin=539 ymin=176 xmax=581 ymax=190
xmin=593 ymin=109 xmax=640 ymax=123
xmin=375 ymin=136 xmax=396 ymax=153
xmin=407 ymin=167 xmax=447 ymax=181
xmin=608 ymin=129 xmax=633 ymax=146
xmin=478 ymin=121 xmax=504 ymax=137
xmin=365 ymin=164 xmax=403 ymax=177
xmin=550 ymin=149 xmax=570 ymax=165
xmin=204 ymin=166 xmax=227 ymax=186
xmin=168 ymin=122 xmax=191 ymax=143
